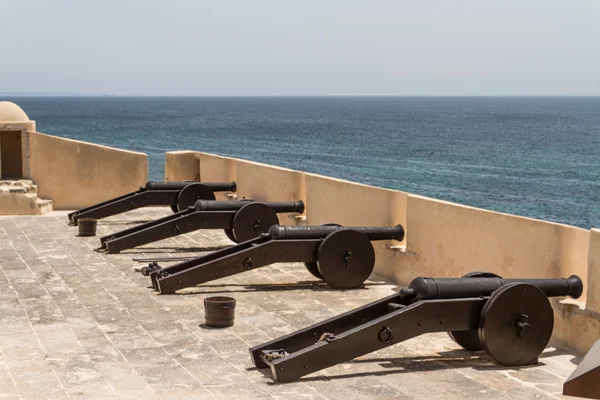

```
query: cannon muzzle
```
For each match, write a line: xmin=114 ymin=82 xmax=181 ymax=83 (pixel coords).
xmin=400 ymin=275 xmax=583 ymax=301
xmin=202 ymin=181 xmax=237 ymax=192
xmin=268 ymin=224 xmax=405 ymax=242
xmin=267 ymin=200 xmax=305 ymax=214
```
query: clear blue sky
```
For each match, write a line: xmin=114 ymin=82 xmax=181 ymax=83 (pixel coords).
xmin=1 ymin=0 xmax=599 ymax=96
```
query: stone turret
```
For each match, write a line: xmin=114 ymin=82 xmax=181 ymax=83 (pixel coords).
xmin=0 ymin=101 xmax=31 ymax=122
xmin=0 ymin=101 xmax=52 ymax=215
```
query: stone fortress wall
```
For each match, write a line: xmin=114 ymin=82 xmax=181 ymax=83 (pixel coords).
xmin=28 ymin=131 xmax=147 ymax=209
xmin=1 ymin=101 xmax=598 ymax=357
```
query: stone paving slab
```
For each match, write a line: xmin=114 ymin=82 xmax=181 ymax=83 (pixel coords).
xmin=0 ymin=208 xmax=582 ymax=400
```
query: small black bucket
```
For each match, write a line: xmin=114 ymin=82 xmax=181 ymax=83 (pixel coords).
xmin=204 ymin=296 xmax=236 ymax=327
xmin=78 ymin=218 xmax=97 ymax=237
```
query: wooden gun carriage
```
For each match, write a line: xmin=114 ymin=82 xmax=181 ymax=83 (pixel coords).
xmin=139 ymin=224 xmax=405 ymax=294
xmin=68 ymin=180 xmax=236 ymax=225
xmin=99 ymin=200 xmax=305 ymax=253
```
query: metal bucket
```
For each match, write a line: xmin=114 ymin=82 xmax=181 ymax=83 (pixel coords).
xmin=204 ymin=296 xmax=236 ymax=327
xmin=78 ymin=218 xmax=97 ymax=236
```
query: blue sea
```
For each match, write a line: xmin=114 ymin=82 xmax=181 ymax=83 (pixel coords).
xmin=6 ymin=96 xmax=599 ymax=229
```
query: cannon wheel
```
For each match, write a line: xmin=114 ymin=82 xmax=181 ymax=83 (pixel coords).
xmin=223 ymin=229 xmax=238 ymax=243
xmin=223 ymin=200 xmax=255 ymax=244
xmin=317 ymin=229 xmax=375 ymax=289
xmin=448 ymin=271 xmax=502 ymax=351
xmin=176 ymin=183 xmax=216 ymax=212
xmin=304 ymin=224 xmax=343 ymax=280
xmin=479 ymin=282 xmax=553 ymax=366
xmin=232 ymin=202 xmax=279 ymax=243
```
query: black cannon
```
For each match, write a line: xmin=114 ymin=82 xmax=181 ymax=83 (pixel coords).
xmin=98 ymin=200 xmax=305 ymax=254
xmin=68 ymin=180 xmax=237 ymax=225
xmin=249 ymin=272 xmax=583 ymax=382
xmin=140 ymin=224 xmax=405 ymax=294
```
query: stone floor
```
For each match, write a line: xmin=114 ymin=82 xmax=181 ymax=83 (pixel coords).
xmin=0 ymin=208 xmax=582 ymax=399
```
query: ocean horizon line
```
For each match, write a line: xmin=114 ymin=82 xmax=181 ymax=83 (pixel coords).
xmin=2 ymin=94 xmax=600 ymax=99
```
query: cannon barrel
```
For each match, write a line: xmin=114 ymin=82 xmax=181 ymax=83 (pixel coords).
xmin=268 ymin=224 xmax=405 ymax=242
xmin=400 ymin=275 xmax=583 ymax=301
xmin=201 ymin=181 xmax=237 ymax=192
xmin=193 ymin=199 xmax=252 ymax=211
xmin=145 ymin=181 xmax=194 ymax=190
xmin=144 ymin=181 xmax=236 ymax=192
xmin=193 ymin=200 xmax=305 ymax=214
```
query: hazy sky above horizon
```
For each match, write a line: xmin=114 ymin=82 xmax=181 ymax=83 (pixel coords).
xmin=1 ymin=0 xmax=599 ymax=96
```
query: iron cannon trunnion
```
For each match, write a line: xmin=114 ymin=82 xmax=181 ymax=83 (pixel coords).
xmin=98 ymin=200 xmax=305 ymax=254
xmin=248 ymin=273 xmax=582 ymax=382
xmin=139 ymin=223 xmax=405 ymax=294
xmin=67 ymin=180 xmax=236 ymax=225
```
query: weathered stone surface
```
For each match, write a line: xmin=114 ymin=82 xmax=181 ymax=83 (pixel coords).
xmin=0 ymin=209 xmax=581 ymax=399
xmin=0 ymin=179 xmax=53 ymax=215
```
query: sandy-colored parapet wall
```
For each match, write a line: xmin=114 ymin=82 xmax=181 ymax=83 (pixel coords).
xmin=402 ymin=195 xmax=595 ymax=354
xmin=587 ymin=229 xmax=600 ymax=313
xmin=164 ymin=151 xmax=200 ymax=182
xmin=165 ymin=150 xmax=599 ymax=355
xmin=399 ymin=195 xmax=590 ymax=290
xmin=195 ymin=153 xmax=235 ymax=181
xmin=29 ymin=132 xmax=148 ymax=209
xmin=234 ymin=159 xmax=305 ymax=226
xmin=305 ymin=173 xmax=407 ymax=281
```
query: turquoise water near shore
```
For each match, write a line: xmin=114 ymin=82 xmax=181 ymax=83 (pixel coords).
xmin=6 ymin=96 xmax=599 ymax=229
